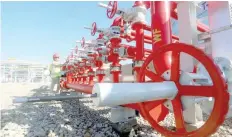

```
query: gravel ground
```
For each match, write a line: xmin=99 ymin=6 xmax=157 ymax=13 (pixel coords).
xmin=1 ymin=83 xmax=232 ymax=137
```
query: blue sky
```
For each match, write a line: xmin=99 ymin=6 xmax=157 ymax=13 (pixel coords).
xmin=1 ymin=1 xmax=134 ymax=64
xmin=1 ymin=2 xmax=208 ymax=65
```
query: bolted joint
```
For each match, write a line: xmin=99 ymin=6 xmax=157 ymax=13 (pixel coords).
xmin=113 ymin=48 xmax=119 ymax=54
xmin=113 ymin=47 xmax=129 ymax=58
xmin=100 ymin=55 xmax=109 ymax=63
xmin=86 ymin=62 xmax=91 ymax=67
xmin=79 ymin=62 xmax=86 ymax=67
xmin=96 ymin=39 xmax=106 ymax=47
xmin=121 ymin=5 xmax=147 ymax=24
xmin=88 ymin=71 xmax=95 ymax=76
xmin=110 ymin=65 xmax=121 ymax=72
xmin=109 ymin=26 xmax=121 ymax=39
xmin=96 ymin=69 xmax=106 ymax=75
xmin=98 ymin=47 xmax=109 ymax=55
xmin=82 ymin=73 xmax=88 ymax=77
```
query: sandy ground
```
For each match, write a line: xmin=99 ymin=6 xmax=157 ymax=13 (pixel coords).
xmin=1 ymin=83 xmax=46 ymax=110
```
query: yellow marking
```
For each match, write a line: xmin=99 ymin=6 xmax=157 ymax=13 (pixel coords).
xmin=152 ymin=29 xmax=162 ymax=44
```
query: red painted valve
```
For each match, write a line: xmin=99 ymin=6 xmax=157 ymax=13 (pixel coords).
xmin=107 ymin=1 xmax=117 ymax=19
xmin=138 ymin=43 xmax=229 ymax=137
xmin=81 ymin=37 xmax=85 ymax=48
xmin=91 ymin=22 xmax=97 ymax=36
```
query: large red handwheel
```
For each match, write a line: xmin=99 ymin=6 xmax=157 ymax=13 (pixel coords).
xmin=81 ymin=37 xmax=85 ymax=48
xmin=107 ymin=1 xmax=117 ymax=19
xmin=91 ymin=22 xmax=97 ymax=36
xmin=138 ymin=43 xmax=229 ymax=137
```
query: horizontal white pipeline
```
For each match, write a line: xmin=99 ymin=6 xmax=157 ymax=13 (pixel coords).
xmin=92 ymin=82 xmax=178 ymax=107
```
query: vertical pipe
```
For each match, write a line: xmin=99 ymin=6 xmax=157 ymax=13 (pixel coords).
xmin=75 ymin=78 xmax=77 ymax=83
xmin=67 ymin=72 xmax=72 ymax=83
xmin=89 ymin=76 xmax=94 ymax=85
xmin=151 ymin=1 xmax=172 ymax=73
xmin=83 ymin=77 xmax=87 ymax=84
xmin=112 ymin=71 xmax=120 ymax=83
xmin=98 ymin=75 xmax=104 ymax=82
xmin=96 ymin=60 xmax=105 ymax=83
xmin=132 ymin=23 xmax=145 ymax=81
xmin=134 ymin=23 xmax=144 ymax=60
xmin=109 ymin=37 xmax=121 ymax=83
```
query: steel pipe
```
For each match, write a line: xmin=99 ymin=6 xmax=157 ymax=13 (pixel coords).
xmin=13 ymin=93 xmax=97 ymax=103
xmin=66 ymin=83 xmax=93 ymax=94
xmin=92 ymin=82 xmax=178 ymax=107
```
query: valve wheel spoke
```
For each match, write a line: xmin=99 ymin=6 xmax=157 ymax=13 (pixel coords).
xmin=172 ymin=98 xmax=187 ymax=132
xmin=145 ymin=69 xmax=163 ymax=82
xmin=171 ymin=51 xmax=180 ymax=81
xmin=178 ymin=85 xmax=215 ymax=97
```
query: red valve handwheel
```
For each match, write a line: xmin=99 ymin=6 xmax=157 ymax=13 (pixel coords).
xmin=91 ymin=22 xmax=97 ymax=36
xmin=138 ymin=43 xmax=229 ymax=137
xmin=81 ymin=37 xmax=85 ymax=48
xmin=79 ymin=67 xmax=85 ymax=74
xmin=107 ymin=1 xmax=117 ymax=19
xmin=75 ymin=45 xmax=78 ymax=54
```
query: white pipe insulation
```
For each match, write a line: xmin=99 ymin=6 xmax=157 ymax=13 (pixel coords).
xmin=92 ymin=82 xmax=178 ymax=107
xmin=98 ymin=3 xmax=112 ymax=10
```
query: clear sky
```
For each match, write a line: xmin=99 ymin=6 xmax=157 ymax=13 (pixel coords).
xmin=1 ymin=1 xmax=134 ymax=65
xmin=1 ymin=2 xmax=208 ymax=65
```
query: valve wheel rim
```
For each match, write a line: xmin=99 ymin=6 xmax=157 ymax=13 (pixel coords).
xmin=138 ymin=43 xmax=229 ymax=137
xmin=91 ymin=22 xmax=97 ymax=36
xmin=107 ymin=1 xmax=117 ymax=19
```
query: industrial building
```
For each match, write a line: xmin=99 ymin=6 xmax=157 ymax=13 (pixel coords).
xmin=1 ymin=59 xmax=48 ymax=83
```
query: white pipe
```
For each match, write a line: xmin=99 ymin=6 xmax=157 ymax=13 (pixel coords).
xmin=208 ymin=2 xmax=232 ymax=60
xmin=92 ymin=82 xmax=178 ymax=107
xmin=84 ymin=26 xmax=93 ymax=30
xmin=98 ymin=3 xmax=112 ymax=10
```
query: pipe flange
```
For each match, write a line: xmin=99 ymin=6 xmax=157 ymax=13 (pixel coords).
xmin=86 ymin=62 xmax=91 ymax=67
xmin=78 ymin=75 xmax=83 ymax=78
xmin=98 ymin=47 xmax=109 ymax=55
xmin=96 ymin=39 xmax=106 ymax=47
xmin=133 ymin=60 xmax=144 ymax=68
xmin=88 ymin=71 xmax=95 ymax=76
xmin=110 ymin=65 xmax=121 ymax=72
xmin=79 ymin=62 xmax=86 ymax=67
xmin=100 ymin=55 xmax=109 ymax=63
xmin=109 ymin=26 xmax=121 ymax=39
xmin=113 ymin=48 xmax=119 ymax=54
xmin=82 ymin=73 xmax=88 ymax=77
xmin=121 ymin=6 xmax=147 ymax=24
xmin=96 ymin=69 xmax=106 ymax=75
xmin=131 ymin=6 xmax=147 ymax=25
